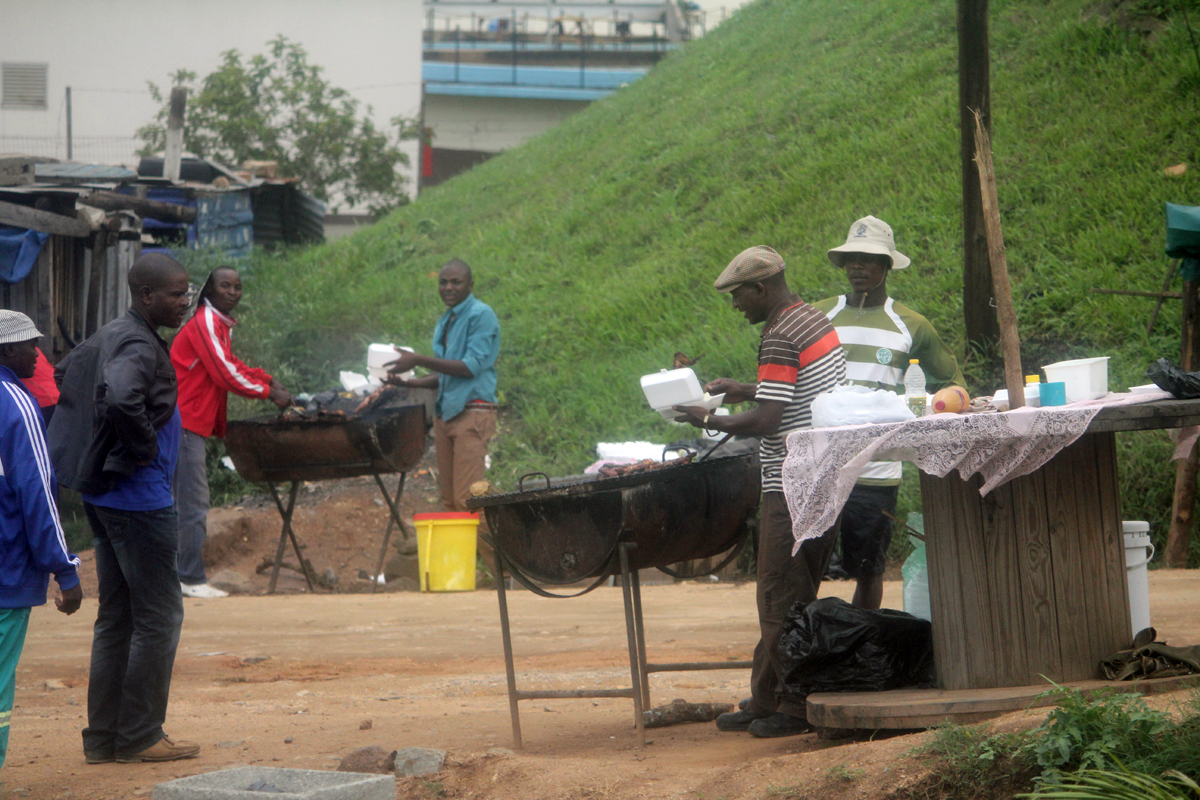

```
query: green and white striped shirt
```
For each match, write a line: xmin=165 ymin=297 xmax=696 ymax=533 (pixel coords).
xmin=811 ymin=296 xmax=965 ymax=485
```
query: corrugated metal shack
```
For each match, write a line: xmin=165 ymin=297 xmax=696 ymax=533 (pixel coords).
xmin=250 ymin=181 xmax=327 ymax=248
xmin=0 ymin=159 xmax=152 ymax=360
xmin=137 ymin=156 xmax=326 ymax=252
xmin=2 ymin=153 xmax=328 ymax=362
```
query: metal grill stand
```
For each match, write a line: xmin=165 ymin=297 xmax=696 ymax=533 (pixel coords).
xmin=262 ymin=471 xmax=412 ymax=595
xmin=492 ymin=540 xmax=753 ymax=750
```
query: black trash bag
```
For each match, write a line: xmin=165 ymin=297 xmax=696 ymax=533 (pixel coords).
xmin=1146 ymin=358 xmax=1200 ymax=399
xmin=778 ymin=597 xmax=935 ymax=697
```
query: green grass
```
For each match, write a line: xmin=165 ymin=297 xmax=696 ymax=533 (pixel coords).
xmin=225 ymin=0 xmax=1200 ymax=565
xmin=906 ymin=688 xmax=1200 ymax=799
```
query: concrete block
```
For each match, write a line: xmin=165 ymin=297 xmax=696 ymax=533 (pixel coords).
xmin=153 ymin=766 xmax=393 ymax=800
xmin=394 ymin=747 xmax=445 ymax=777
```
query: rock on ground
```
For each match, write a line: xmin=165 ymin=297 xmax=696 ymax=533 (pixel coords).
xmin=338 ymin=745 xmax=397 ymax=774
xmin=394 ymin=747 xmax=446 ymax=777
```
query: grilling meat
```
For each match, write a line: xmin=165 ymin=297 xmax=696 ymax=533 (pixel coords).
xmin=597 ymin=453 xmax=695 ymax=479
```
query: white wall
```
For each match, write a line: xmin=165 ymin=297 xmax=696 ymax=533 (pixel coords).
xmin=0 ymin=0 xmax=423 ymax=206
xmin=424 ymin=93 xmax=589 ymax=152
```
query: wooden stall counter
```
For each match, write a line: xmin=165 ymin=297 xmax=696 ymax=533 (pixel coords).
xmin=782 ymin=396 xmax=1200 ymax=729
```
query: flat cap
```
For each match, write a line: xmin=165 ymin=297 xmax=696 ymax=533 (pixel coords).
xmin=713 ymin=245 xmax=785 ymax=292
xmin=0 ymin=310 xmax=42 ymax=345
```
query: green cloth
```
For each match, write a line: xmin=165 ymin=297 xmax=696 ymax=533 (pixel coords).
xmin=1165 ymin=203 xmax=1200 ymax=281
xmin=812 ymin=295 xmax=965 ymax=485
xmin=1101 ymin=641 xmax=1200 ymax=682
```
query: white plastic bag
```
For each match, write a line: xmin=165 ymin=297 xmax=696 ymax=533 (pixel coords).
xmin=901 ymin=514 xmax=931 ymax=622
xmin=810 ymin=385 xmax=915 ymax=428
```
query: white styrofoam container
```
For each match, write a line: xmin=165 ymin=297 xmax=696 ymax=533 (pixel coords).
xmin=655 ymin=393 xmax=725 ymax=421
xmin=1042 ymin=357 xmax=1109 ymax=403
xmin=368 ymin=343 xmax=414 ymax=381
xmin=640 ymin=368 xmax=703 ymax=411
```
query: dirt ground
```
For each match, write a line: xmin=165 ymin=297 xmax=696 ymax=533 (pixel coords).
xmin=7 ymin=469 xmax=1200 ymax=800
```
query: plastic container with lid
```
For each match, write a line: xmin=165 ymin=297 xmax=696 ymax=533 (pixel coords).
xmin=1024 ymin=375 xmax=1041 ymax=408
xmin=1042 ymin=357 xmax=1110 ymax=403
xmin=368 ymin=343 xmax=414 ymax=381
xmin=641 ymin=368 xmax=703 ymax=410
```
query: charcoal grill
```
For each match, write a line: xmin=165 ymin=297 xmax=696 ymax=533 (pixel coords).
xmin=224 ymin=387 xmax=434 ymax=593
xmin=467 ymin=450 xmax=760 ymax=748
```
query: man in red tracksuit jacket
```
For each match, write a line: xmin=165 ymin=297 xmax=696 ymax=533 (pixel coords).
xmin=171 ymin=267 xmax=291 ymax=598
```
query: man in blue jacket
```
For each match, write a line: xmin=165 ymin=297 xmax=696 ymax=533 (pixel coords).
xmin=0 ymin=311 xmax=83 ymax=775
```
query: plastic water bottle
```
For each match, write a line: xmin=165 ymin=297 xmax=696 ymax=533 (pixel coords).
xmin=904 ymin=359 xmax=927 ymax=417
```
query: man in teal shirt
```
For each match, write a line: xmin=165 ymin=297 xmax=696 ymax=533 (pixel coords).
xmin=389 ymin=259 xmax=500 ymax=511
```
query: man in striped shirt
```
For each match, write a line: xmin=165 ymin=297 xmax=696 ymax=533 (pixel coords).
xmin=675 ymin=245 xmax=845 ymax=738
xmin=814 ymin=216 xmax=964 ymax=609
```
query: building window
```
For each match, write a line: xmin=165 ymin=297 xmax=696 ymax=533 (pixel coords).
xmin=2 ymin=63 xmax=48 ymax=110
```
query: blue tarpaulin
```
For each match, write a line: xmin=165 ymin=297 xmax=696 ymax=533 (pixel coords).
xmin=0 ymin=226 xmax=49 ymax=284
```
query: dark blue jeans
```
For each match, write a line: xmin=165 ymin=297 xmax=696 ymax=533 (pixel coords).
xmin=81 ymin=503 xmax=184 ymax=757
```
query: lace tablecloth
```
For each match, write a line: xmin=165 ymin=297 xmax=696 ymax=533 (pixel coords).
xmin=780 ymin=390 xmax=1174 ymax=552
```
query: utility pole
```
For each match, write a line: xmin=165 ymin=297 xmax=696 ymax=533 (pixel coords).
xmin=163 ymin=87 xmax=187 ymax=183
xmin=958 ymin=0 xmax=1001 ymax=354
xmin=65 ymin=86 xmax=73 ymax=160
xmin=416 ymin=81 xmax=426 ymax=198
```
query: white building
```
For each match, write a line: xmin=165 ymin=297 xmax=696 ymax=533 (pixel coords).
xmin=0 ymin=0 xmax=424 ymax=206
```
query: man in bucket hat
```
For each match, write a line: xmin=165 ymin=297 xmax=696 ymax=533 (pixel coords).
xmin=814 ymin=216 xmax=964 ymax=609
xmin=0 ymin=311 xmax=83 ymax=776
xmin=674 ymin=245 xmax=846 ymax=738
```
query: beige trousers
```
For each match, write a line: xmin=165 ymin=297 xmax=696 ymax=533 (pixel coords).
xmin=434 ymin=408 xmax=497 ymax=565
xmin=434 ymin=408 xmax=497 ymax=510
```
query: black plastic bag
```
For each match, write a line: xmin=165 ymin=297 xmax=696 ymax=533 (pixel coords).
xmin=778 ymin=597 xmax=935 ymax=697
xmin=1147 ymin=358 xmax=1200 ymax=399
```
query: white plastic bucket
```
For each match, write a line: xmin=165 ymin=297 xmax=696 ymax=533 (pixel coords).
xmin=1122 ymin=521 xmax=1154 ymax=639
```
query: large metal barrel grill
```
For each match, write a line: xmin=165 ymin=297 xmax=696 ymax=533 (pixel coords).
xmin=223 ymin=387 xmax=434 ymax=593
xmin=472 ymin=451 xmax=760 ymax=584
xmin=467 ymin=450 xmax=761 ymax=749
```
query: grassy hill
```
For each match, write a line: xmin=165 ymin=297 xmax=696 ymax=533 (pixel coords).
xmin=227 ymin=0 xmax=1200 ymax=564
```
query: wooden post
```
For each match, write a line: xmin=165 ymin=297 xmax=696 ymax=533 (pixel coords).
xmin=1166 ymin=276 xmax=1200 ymax=567
xmin=163 ymin=87 xmax=187 ymax=183
xmin=972 ymin=109 xmax=1024 ymax=408
xmin=958 ymin=0 xmax=1000 ymax=354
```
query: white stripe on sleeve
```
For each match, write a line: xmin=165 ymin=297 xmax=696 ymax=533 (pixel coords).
xmin=2 ymin=384 xmax=78 ymax=566
xmin=201 ymin=305 xmax=265 ymax=394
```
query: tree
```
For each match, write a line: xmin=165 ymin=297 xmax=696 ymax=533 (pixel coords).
xmin=137 ymin=36 xmax=417 ymax=216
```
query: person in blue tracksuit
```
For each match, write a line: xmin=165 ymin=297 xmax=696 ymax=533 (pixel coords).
xmin=0 ymin=310 xmax=82 ymax=778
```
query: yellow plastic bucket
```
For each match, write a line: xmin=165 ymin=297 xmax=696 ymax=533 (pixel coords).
xmin=413 ymin=512 xmax=479 ymax=592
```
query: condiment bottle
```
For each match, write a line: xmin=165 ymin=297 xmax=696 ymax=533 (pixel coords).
xmin=1025 ymin=374 xmax=1041 ymax=408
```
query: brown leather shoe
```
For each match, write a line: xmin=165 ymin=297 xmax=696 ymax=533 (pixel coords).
xmin=116 ymin=736 xmax=200 ymax=763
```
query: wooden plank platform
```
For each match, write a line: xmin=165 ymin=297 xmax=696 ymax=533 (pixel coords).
xmin=806 ymin=674 xmax=1200 ymax=730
